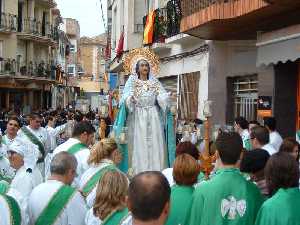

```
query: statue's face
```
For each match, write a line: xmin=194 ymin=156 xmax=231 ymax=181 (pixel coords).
xmin=138 ymin=60 xmax=150 ymax=77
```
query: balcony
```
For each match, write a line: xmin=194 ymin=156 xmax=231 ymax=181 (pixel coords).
xmin=143 ymin=1 xmax=182 ymax=47
xmin=36 ymin=0 xmax=57 ymax=8
xmin=0 ymin=58 xmax=59 ymax=83
xmin=180 ymin=0 xmax=300 ymax=40
xmin=17 ymin=18 xmax=58 ymax=46
xmin=0 ymin=13 xmax=18 ymax=34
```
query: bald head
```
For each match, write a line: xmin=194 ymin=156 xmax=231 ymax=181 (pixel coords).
xmin=50 ymin=152 xmax=77 ymax=176
xmin=128 ymin=171 xmax=170 ymax=222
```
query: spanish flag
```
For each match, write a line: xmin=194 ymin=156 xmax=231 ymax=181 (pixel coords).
xmin=143 ymin=10 xmax=156 ymax=45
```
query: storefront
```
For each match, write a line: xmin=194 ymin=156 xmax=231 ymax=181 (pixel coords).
xmin=256 ymin=24 xmax=300 ymax=137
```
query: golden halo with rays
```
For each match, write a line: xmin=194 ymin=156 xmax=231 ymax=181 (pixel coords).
xmin=123 ymin=48 xmax=160 ymax=76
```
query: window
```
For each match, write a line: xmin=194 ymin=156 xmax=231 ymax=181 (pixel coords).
xmin=69 ymin=44 xmax=75 ymax=53
xmin=232 ymin=74 xmax=258 ymax=121
xmin=0 ymin=40 xmax=3 ymax=72
xmin=179 ymin=72 xmax=200 ymax=120
xmin=67 ymin=66 xmax=75 ymax=75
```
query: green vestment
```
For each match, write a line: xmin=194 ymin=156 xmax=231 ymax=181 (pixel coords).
xmin=185 ymin=168 xmax=264 ymax=225
xmin=255 ymin=188 xmax=300 ymax=225
xmin=165 ymin=185 xmax=194 ymax=225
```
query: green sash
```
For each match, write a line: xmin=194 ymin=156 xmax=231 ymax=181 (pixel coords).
xmin=103 ymin=208 xmax=129 ymax=225
xmin=67 ymin=142 xmax=87 ymax=155
xmin=35 ymin=185 xmax=76 ymax=225
xmin=82 ymin=165 xmax=117 ymax=197
xmin=21 ymin=126 xmax=45 ymax=157
xmin=0 ymin=180 xmax=9 ymax=194
xmin=297 ymin=130 xmax=300 ymax=140
xmin=1 ymin=194 xmax=22 ymax=225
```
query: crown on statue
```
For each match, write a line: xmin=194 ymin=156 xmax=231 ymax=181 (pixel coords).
xmin=123 ymin=48 xmax=160 ymax=76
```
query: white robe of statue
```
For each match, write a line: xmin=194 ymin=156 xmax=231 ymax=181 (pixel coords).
xmin=121 ymin=74 xmax=170 ymax=174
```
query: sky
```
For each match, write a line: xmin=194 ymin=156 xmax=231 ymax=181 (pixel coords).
xmin=56 ymin=0 xmax=107 ymax=37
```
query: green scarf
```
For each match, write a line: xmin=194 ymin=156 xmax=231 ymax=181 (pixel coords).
xmin=102 ymin=208 xmax=129 ymax=225
xmin=35 ymin=185 xmax=76 ymax=225
xmin=21 ymin=126 xmax=45 ymax=157
xmin=1 ymin=194 xmax=22 ymax=225
xmin=82 ymin=165 xmax=117 ymax=197
xmin=67 ymin=142 xmax=88 ymax=155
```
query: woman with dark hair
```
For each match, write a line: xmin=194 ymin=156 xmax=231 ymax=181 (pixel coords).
xmin=279 ymin=137 xmax=299 ymax=161
xmin=115 ymin=51 xmax=175 ymax=175
xmin=1 ymin=116 xmax=21 ymax=146
xmin=255 ymin=152 xmax=300 ymax=225
xmin=162 ymin=141 xmax=202 ymax=186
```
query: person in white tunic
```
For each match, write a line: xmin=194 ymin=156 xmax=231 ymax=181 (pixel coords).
xmin=7 ymin=139 xmax=43 ymax=201
xmin=17 ymin=113 xmax=51 ymax=175
xmin=234 ymin=116 xmax=251 ymax=150
xmin=0 ymin=116 xmax=22 ymax=182
xmin=250 ymin=126 xmax=277 ymax=155
xmin=264 ymin=117 xmax=283 ymax=151
xmin=53 ymin=121 xmax=95 ymax=187
xmin=79 ymin=138 xmax=123 ymax=208
xmin=85 ymin=170 xmax=129 ymax=225
xmin=44 ymin=115 xmax=66 ymax=179
xmin=28 ymin=152 xmax=87 ymax=225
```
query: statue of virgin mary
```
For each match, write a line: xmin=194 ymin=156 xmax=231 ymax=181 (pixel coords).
xmin=114 ymin=48 xmax=175 ymax=175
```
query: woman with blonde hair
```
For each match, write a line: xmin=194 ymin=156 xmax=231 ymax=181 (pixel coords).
xmin=85 ymin=170 xmax=130 ymax=225
xmin=79 ymin=138 xmax=123 ymax=208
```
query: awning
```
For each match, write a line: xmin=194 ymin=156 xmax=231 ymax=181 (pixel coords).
xmin=256 ymin=26 xmax=300 ymax=67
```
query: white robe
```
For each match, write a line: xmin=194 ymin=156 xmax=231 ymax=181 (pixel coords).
xmin=44 ymin=124 xmax=66 ymax=179
xmin=17 ymin=126 xmax=51 ymax=155
xmin=162 ymin=167 xmax=175 ymax=187
xmin=46 ymin=124 xmax=66 ymax=152
xmin=85 ymin=208 xmax=132 ymax=225
xmin=28 ymin=180 xmax=87 ymax=225
xmin=53 ymin=138 xmax=90 ymax=187
xmin=262 ymin=143 xmax=277 ymax=155
xmin=18 ymin=126 xmax=51 ymax=175
xmin=269 ymin=131 xmax=283 ymax=152
xmin=79 ymin=159 xmax=114 ymax=208
xmin=122 ymin=74 xmax=169 ymax=174
xmin=10 ymin=165 xmax=43 ymax=201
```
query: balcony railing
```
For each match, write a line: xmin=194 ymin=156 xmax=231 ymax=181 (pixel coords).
xmin=181 ymin=0 xmax=239 ymax=17
xmin=0 ymin=58 xmax=58 ymax=80
xmin=0 ymin=12 xmax=18 ymax=32
xmin=19 ymin=18 xmax=58 ymax=40
xmin=143 ymin=0 xmax=182 ymax=44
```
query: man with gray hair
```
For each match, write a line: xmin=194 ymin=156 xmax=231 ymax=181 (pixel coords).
xmin=28 ymin=152 xmax=87 ymax=225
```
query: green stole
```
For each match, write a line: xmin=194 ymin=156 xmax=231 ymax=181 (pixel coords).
xmin=82 ymin=164 xmax=117 ymax=197
xmin=1 ymin=194 xmax=22 ymax=225
xmin=21 ymin=126 xmax=45 ymax=157
xmin=0 ymin=180 xmax=9 ymax=194
xmin=35 ymin=185 xmax=76 ymax=225
xmin=67 ymin=142 xmax=87 ymax=155
xmin=102 ymin=208 xmax=129 ymax=225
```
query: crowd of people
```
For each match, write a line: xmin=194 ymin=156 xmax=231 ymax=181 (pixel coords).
xmin=0 ymin=111 xmax=300 ymax=225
